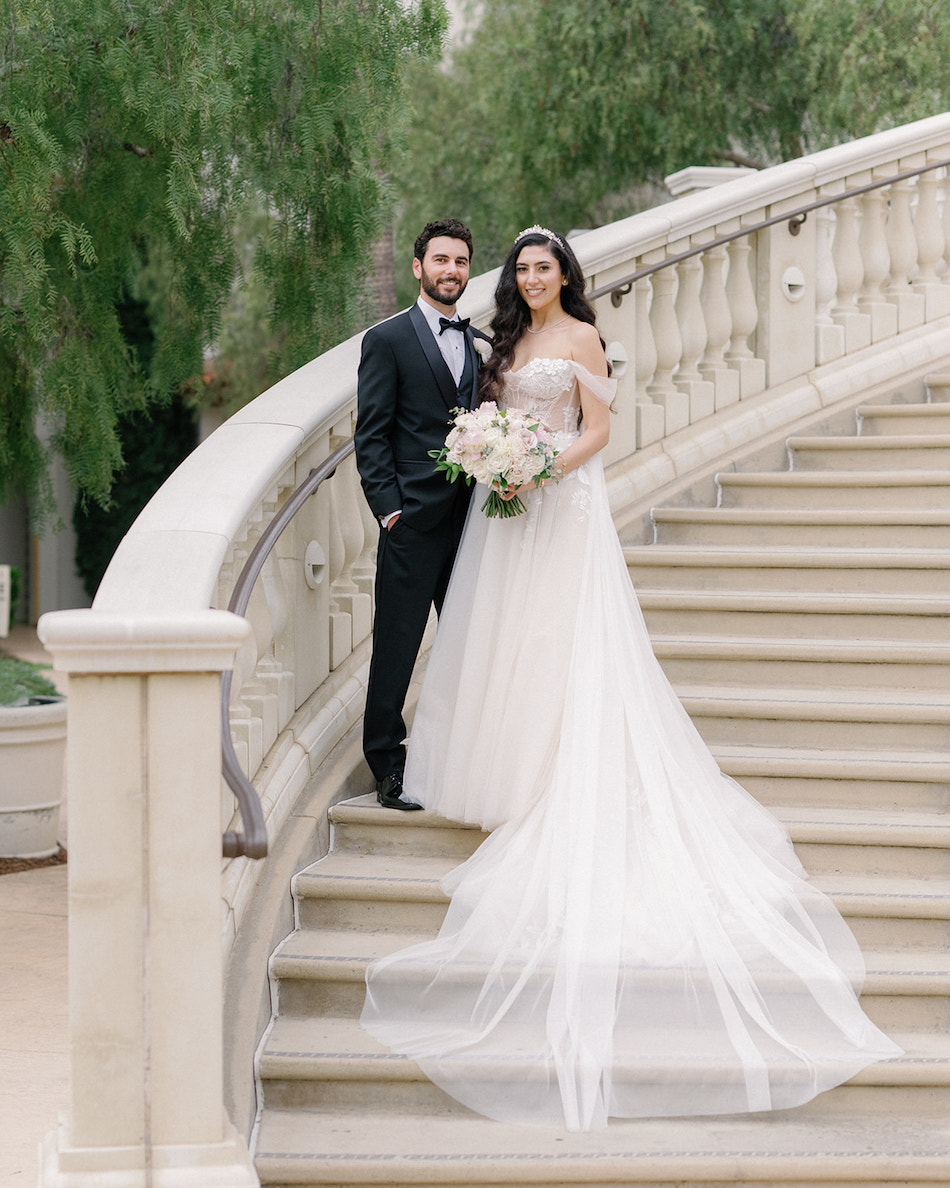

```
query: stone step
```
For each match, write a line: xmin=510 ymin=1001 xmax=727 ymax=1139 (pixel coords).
xmin=788 ymin=434 xmax=950 ymax=471
xmin=639 ymin=590 xmax=950 ymax=642
xmin=624 ymin=545 xmax=950 ymax=595
xmin=858 ymin=402 xmax=950 ymax=436
xmin=679 ymin=685 xmax=950 ymax=751
xmin=329 ymin=796 xmax=484 ymax=858
xmin=270 ymin=924 xmax=950 ymax=1037
xmin=254 ymin=1105 xmax=950 ymax=1186
xmin=294 ymin=851 xmax=460 ymax=932
xmin=714 ymin=743 xmax=950 ymax=813
xmin=292 ymin=846 xmax=950 ymax=951
xmin=925 ymin=373 xmax=950 ymax=402
xmin=717 ymin=470 xmax=950 ymax=510
xmin=815 ymin=874 xmax=950 ymax=951
xmin=786 ymin=814 xmax=950 ymax=879
xmin=257 ymin=1014 xmax=950 ymax=1117
xmin=652 ymin=636 xmax=950 ymax=691
xmin=651 ymin=507 xmax=950 ymax=548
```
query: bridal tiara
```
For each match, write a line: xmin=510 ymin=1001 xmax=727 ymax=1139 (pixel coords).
xmin=514 ymin=224 xmax=564 ymax=249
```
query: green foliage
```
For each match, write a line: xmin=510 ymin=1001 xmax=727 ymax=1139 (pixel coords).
xmin=67 ymin=288 xmax=198 ymax=600
xmin=393 ymin=0 xmax=950 ymax=286
xmin=1 ymin=0 xmax=445 ymax=519
xmin=0 ymin=653 xmax=61 ymax=706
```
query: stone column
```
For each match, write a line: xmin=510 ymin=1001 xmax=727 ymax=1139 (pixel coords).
xmin=36 ymin=609 xmax=258 ymax=1188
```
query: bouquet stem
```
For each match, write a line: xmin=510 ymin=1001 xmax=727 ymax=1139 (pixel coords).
xmin=481 ymin=490 xmax=526 ymax=518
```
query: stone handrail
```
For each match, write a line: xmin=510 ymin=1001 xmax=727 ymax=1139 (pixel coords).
xmin=35 ymin=111 xmax=950 ymax=1186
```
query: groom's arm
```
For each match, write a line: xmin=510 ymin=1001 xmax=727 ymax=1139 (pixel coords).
xmin=355 ymin=327 xmax=403 ymax=521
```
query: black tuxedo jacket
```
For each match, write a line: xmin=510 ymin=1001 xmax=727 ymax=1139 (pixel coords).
xmin=355 ymin=303 xmax=487 ymax=532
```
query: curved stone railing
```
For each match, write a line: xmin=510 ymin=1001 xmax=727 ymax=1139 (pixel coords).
xmin=35 ymin=111 xmax=950 ymax=1185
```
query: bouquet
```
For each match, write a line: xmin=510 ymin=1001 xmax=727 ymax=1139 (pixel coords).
xmin=430 ymin=402 xmax=559 ymax=518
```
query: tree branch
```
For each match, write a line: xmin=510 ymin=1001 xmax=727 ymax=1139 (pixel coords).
xmin=122 ymin=142 xmax=152 ymax=158
xmin=716 ymin=148 xmax=767 ymax=170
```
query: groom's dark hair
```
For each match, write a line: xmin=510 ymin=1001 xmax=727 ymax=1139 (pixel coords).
xmin=414 ymin=219 xmax=474 ymax=264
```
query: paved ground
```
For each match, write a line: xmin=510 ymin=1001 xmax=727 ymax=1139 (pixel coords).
xmin=1 ymin=626 xmax=69 ymax=1183
xmin=0 ymin=864 xmax=68 ymax=1183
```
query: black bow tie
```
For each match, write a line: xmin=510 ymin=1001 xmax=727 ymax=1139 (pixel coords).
xmin=438 ymin=316 xmax=470 ymax=335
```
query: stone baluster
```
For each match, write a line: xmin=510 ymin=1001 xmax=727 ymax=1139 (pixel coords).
xmin=857 ymin=187 xmax=897 ymax=341
xmin=354 ymin=462 xmax=380 ymax=613
xmin=242 ymin=551 xmax=292 ymax=755
xmin=815 ymin=207 xmax=845 ymax=363
xmin=724 ymin=237 xmax=766 ymax=397
xmin=941 ymin=168 xmax=950 ymax=277
xmin=226 ymin=542 xmax=264 ymax=778
xmin=912 ymin=170 xmax=950 ymax=318
xmin=646 ymin=267 xmax=689 ymax=434
xmin=698 ymin=244 xmax=739 ymax=409
xmin=830 ymin=197 xmax=871 ymax=352
xmin=326 ymin=475 xmax=350 ymax=669
xmin=632 ymin=277 xmax=664 ymax=446
xmin=331 ymin=448 xmax=373 ymax=648
xmin=673 ymin=255 xmax=715 ymax=422
xmin=886 ymin=179 xmax=926 ymax=330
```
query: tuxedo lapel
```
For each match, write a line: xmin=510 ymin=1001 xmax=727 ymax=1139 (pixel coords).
xmin=408 ymin=303 xmax=457 ymax=411
xmin=460 ymin=330 xmax=479 ymax=409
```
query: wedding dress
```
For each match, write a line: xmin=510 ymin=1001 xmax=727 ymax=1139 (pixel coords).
xmin=361 ymin=357 xmax=901 ymax=1132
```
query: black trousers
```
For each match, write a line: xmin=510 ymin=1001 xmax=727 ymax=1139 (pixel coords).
xmin=363 ymin=498 xmax=468 ymax=780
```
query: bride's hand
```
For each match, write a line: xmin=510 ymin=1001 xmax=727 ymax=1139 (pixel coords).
xmin=496 ymin=481 xmax=529 ymax=501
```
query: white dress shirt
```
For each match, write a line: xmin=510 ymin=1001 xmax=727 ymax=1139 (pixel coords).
xmin=416 ymin=295 xmax=467 ymax=385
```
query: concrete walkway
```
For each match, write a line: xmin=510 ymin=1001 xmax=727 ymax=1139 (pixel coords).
xmin=1 ymin=625 xmax=69 ymax=1183
xmin=0 ymin=864 xmax=68 ymax=1182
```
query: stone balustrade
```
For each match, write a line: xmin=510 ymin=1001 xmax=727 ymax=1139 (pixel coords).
xmin=36 ymin=112 xmax=950 ymax=1186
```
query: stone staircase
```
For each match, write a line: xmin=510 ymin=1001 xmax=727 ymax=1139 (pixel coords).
xmin=253 ymin=382 xmax=950 ymax=1186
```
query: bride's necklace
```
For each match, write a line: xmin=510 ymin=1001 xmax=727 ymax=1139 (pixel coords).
xmin=526 ymin=314 xmax=571 ymax=334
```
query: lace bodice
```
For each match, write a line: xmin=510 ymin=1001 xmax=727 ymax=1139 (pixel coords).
xmin=501 ymin=357 xmax=616 ymax=436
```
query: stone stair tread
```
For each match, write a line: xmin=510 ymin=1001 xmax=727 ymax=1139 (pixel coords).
xmin=652 ymin=506 xmax=950 ymax=524
xmin=652 ymin=635 xmax=950 ymax=662
xmin=713 ymin=740 xmax=950 ymax=774
xmin=677 ymin=683 xmax=950 ymax=719
xmin=813 ymin=873 xmax=950 ymax=917
xmin=291 ymin=841 xmax=950 ymax=913
xmin=290 ymin=842 xmax=950 ymax=918
xmin=719 ymin=469 xmax=950 ymax=487
xmin=274 ymin=926 xmax=950 ymax=991
xmin=624 ymin=543 xmax=950 ymax=567
xmin=788 ymin=433 xmax=950 ymax=449
xmin=272 ymin=925 xmax=429 ymax=974
xmin=639 ymin=590 xmax=950 ymax=612
xmin=254 ymin=1107 xmax=950 ymax=1183
xmin=331 ymin=793 xmax=483 ymax=830
xmin=294 ymin=851 xmax=458 ymax=900
xmin=776 ymin=805 xmax=950 ymax=844
xmin=859 ymin=402 xmax=949 ymax=416
xmin=259 ymin=1015 xmax=950 ymax=1085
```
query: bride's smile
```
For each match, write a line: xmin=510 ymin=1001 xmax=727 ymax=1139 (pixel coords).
xmin=515 ymin=244 xmax=568 ymax=326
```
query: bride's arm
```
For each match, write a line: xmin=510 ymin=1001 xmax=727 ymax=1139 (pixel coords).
xmin=542 ymin=323 xmax=610 ymax=480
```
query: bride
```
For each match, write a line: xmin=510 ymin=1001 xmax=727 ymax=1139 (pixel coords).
xmin=360 ymin=225 xmax=901 ymax=1132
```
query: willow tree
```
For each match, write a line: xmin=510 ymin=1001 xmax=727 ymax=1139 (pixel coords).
xmin=393 ymin=0 xmax=950 ymax=288
xmin=0 ymin=0 xmax=444 ymax=517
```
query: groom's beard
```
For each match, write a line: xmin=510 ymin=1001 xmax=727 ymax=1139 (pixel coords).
xmin=420 ymin=265 xmax=468 ymax=308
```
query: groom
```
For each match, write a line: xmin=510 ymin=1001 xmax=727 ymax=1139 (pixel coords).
xmin=355 ymin=219 xmax=486 ymax=810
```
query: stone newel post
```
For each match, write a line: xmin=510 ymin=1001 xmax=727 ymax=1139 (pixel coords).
xmin=36 ymin=609 xmax=258 ymax=1188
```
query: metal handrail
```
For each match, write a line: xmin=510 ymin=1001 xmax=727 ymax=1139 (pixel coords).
xmin=221 ymin=437 xmax=356 ymax=859
xmin=589 ymin=156 xmax=950 ymax=306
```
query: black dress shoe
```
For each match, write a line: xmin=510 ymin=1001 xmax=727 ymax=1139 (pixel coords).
xmin=375 ymin=771 xmax=423 ymax=811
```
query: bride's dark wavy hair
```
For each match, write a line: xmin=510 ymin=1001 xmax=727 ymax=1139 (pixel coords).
xmin=480 ymin=230 xmax=606 ymax=400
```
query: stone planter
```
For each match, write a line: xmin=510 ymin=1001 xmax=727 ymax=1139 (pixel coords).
xmin=0 ymin=696 xmax=67 ymax=858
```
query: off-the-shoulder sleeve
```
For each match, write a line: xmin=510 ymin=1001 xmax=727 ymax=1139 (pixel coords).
xmin=569 ymin=360 xmax=617 ymax=406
